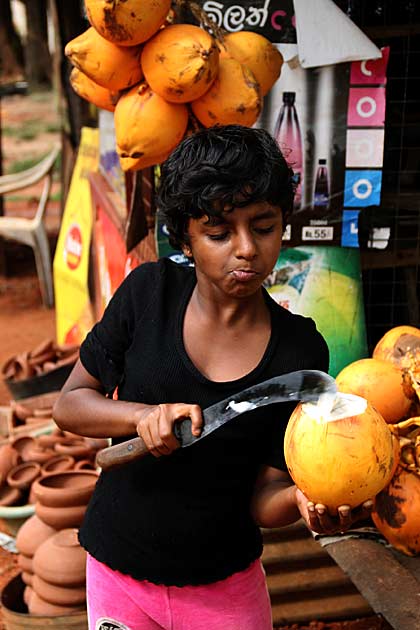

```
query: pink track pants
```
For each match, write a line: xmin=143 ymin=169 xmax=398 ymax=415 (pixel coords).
xmin=86 ymin=554 xmax=273 ymax=630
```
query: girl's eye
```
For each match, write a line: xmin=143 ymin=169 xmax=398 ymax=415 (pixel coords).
xmin=208 ymin=232 xmax=229 ymax=241
xmin=255 ymin=225 xmax=275 ymax=234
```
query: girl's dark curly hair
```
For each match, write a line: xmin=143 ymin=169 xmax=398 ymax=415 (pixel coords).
xmin=157 ymin=124 xmax=295 ymax=251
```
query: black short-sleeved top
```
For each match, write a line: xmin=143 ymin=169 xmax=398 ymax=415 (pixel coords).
xmin=79 ymin=258 xmax=329 ymax=586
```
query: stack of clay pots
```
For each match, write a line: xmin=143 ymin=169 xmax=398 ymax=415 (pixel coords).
xmin=15 ymin=469 xmax=99 ymax=615
xmin=0 ymin=430 xmax=107 ymax=508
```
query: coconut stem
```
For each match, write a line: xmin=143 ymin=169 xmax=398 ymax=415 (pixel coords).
xmin=174 ymin=0 xmax=227 ymax=44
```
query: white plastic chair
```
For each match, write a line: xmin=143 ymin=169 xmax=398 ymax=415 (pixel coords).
xmin=0 ymin=144 xmax=60 ymax=308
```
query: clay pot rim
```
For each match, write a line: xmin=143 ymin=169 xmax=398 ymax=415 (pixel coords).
xmin=32 ymin=472 xmax=97 ymax=507
xmin=41 ymin=454 xmax=75 ymax=474
xmin=0 ymin=485 xmax=22 ymax=507
xmin=7 ymin=461 xmax=42 ymax=489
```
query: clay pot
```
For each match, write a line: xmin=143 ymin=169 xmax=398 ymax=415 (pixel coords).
xmin=23 ymin=585 xmax=33 ymax=607
xmin=10 ymin=436 xmax=35 ymax=463
xmin=54 ymin=440 xmax=94 ymax=461
xmin=32 ymin=575 xmax=86 ymax=607
xmin=41 ymin=455 xmax=75 ymax=475
xmin=37 ymin=434 xmax=66 ymax=449
xmin=33 ymin=529 xmax=87 ymax=586
xmin=73 ymin=459 xmax=95 ymax=471
xmin=32 ymin=470 xmax=98 ymax=508
xmin=23 ymin=444 xmax=56 ymax=465
xmin=28 ymin=590 xmax=86 ymax=616
xmin=16 ymin=513 xmax=57 ymax=557
xmin=17 ymin=553 xmax=33 ymax=574
xmin=7 ymin=462 xmax=41 ymax=490
xmin=0 ymin=444 xmax=21 ymax=485
xmin=35 ymin=502 xmax=87 ymax=530
xmin=0 ymin=484 xmax=22 ymax=506
xmin=21 ymin=571 xmax=33 ymax=586
xmin=83 ymin=437 xmax=109 ymax=451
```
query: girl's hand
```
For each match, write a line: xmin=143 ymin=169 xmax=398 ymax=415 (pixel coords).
xmin=295 ymin=488 xmax=374 ymax=535
xmin=135 ymin=403 xmax=203 ymax=457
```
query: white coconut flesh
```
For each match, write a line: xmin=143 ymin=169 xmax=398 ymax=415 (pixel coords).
xmin=302 ymin=392 xmax=368 ymax=423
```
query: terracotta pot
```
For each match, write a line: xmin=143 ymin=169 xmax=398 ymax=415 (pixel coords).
xmin=28 ymin=590 xmax=86 ymax=616
xmin=0 ymin=445 xmax=21 ymax=485
xmin=41 ymin=455 xmax=75 ymax=475
xmin=83 ymin=437 xmax=109 ymax=451
xmin=23 ymin=585 xmax=33 ymax=607
xmin=21 ymin=571 xmax=33 ymax=586
xmin=32 ymin=470 xmax=98 ymax=508
xmin=0 ymin=485 xmax=22 ymax=507
xmin=37 ymin=434 xmax=66 ymax=449
xmin=1 ymin=574 xmax=88 ymax=628
xmin=28 ymin=483 xmax=38 ymax=505
xmin=16 ymin=513 xmax=57 ymax=557
xmin=12 ymin=402 xmax=32 ymax=421
xmin=17 ymin=553 xmax=33 ymax=574
xmin=23 ymin=445 xmax=55 ymax=465
xmin=9 ymin=437 xmax=35 ymax=463
xmin=35 ymin=502 xmax=87 ymax=529
xmin=73 ymin=459 xmax=95 ymax=471
xmin=54 ymin=440 xmax=94 ymax=461
xmin=7 ymin=462 xmax=42 ymax=490
xmin=32 ymin=575 xmax=86 ymax=607
xmin=33 ymin=529 xmax=87 ymax=586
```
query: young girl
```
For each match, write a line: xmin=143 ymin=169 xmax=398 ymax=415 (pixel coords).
xmin=53 ymin=125 xmax=372 ymax=630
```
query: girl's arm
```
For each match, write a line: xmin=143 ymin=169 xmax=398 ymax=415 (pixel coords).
xmin=53 ymin=360 xmax=203 ymax=456
xmin=251 ymin=466 xmax=373 ymax=534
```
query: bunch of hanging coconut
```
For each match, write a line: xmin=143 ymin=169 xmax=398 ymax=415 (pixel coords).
xmin=64 ymin=1 xmax=284 ymax=171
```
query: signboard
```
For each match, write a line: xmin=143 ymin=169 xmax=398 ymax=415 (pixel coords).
xmin=93 ymin=204 xmax=141 ymax=319
xmin=264 ymin=246 xmax=368 ymax=376
xmin=53 ymin=127 xmax=99 ymax=345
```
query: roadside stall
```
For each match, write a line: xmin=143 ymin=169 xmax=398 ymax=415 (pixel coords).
xmin=1 ymin=0 xmax=419 ymax=628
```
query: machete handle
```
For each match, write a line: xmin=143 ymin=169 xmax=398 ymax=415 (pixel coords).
xmin=96 ymin=436 xmax=148 ymax=471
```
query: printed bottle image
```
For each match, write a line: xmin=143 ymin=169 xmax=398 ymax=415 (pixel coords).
xmin=313 ymin=158 xmax=330 ymax=209
xmin=274 ymin=91 xmax=303 ymax=210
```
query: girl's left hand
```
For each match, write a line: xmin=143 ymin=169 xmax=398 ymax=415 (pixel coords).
xmin=295 ymin=488 xmax=374 ymax=535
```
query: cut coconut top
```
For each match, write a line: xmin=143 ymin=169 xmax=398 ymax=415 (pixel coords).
xmin=302 ymin=392 xmax=368 ymax=423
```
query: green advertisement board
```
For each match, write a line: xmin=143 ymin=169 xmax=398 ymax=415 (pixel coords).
xmin=264 ymin=246 xmax=368 ymax=377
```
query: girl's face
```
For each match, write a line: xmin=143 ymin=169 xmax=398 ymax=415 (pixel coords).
xmin=183 ymin=201 xmax=283 ymax=299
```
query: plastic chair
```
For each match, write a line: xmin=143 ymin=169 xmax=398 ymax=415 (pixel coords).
xmin=0 ymin=144 xmax=60 ymax=308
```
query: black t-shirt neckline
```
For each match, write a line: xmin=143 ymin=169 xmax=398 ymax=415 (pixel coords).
xmin=174 ymin=267 xmax=280 ymax=389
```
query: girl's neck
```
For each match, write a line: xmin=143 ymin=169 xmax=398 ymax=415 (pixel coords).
xmin=190 ymin=284 xmax=268 ymax=328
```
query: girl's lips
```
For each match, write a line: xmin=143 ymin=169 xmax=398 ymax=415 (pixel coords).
xmin=231 ymin=269 xmax=259 ymax=282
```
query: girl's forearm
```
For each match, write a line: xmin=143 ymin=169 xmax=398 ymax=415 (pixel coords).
xmin=251 ymin=481 xmax=301 ymax=528
xmin=53 ymin=388 xmax=154 ymax=438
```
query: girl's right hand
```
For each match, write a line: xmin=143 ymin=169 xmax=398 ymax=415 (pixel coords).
xmin=135 ymin=403 xmax=203 ymax=457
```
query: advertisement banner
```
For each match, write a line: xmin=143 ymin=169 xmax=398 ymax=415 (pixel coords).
xmin=264 ymin=246 xmax=368 ymax=377
xmin=53 ymin=127 xmax=99 ymax=345
xmin=94 ymin=204 xmax=141 ymax=319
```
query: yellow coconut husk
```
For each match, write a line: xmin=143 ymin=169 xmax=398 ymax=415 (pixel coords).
xmin=219 ymin=31 xmax=283 ymax=97
xmin=114 ymin=83 xmax=189 ymax=171
xmin=65 ymin=27 xmax=142 ymax=92
xmin=373 ymin=325 xmax=420 ymax=370
xmin=84 ymin=0 xmax=171 ymax=46
xmin=191 ymin=57 xmax=261 ymax=128
xmin=70 ymin=68 xmax=120 ymax=112
xmin=284 ymin=392 xmax=399 ymax=514
xmin=335 ymin=357 xmax=414 ymax=424
xmin=141 ymin=24 xmax=219 ymax=104
xmin=372 ymin=465 xmax=420 ymax=556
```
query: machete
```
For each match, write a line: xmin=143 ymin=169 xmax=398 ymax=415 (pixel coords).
xmin=96 ymin=369 xmax=337 ymax=471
